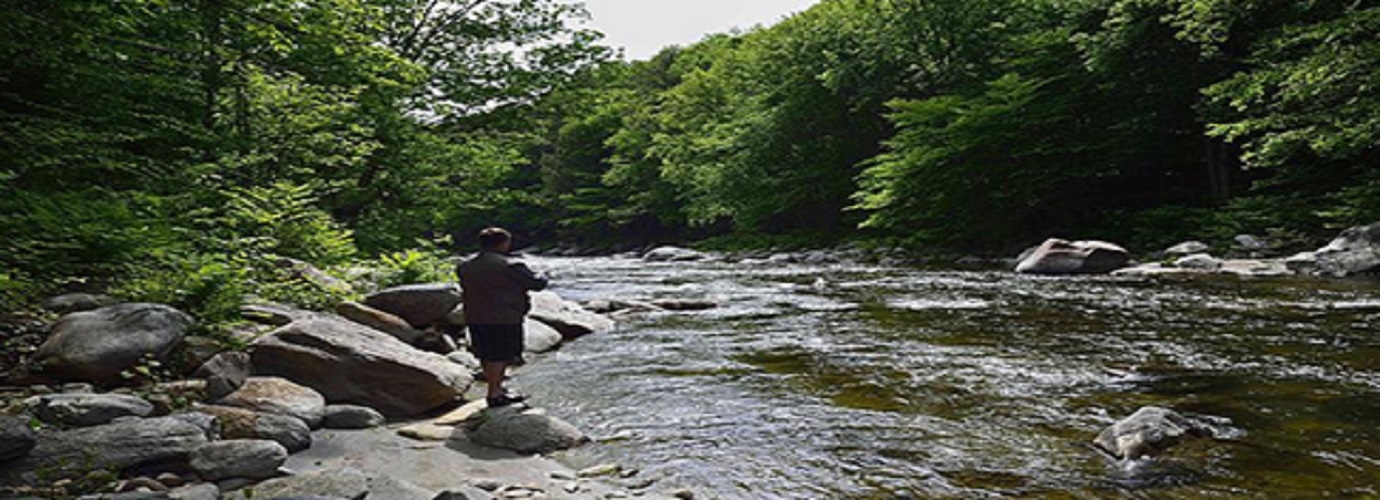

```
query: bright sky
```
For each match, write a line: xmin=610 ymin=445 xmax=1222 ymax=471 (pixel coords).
xmin=575 ymin=1 xmax=822 ymax=60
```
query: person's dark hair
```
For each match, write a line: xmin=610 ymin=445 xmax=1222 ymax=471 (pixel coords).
xmin=478 ymin=227 xmax=512 ymax=251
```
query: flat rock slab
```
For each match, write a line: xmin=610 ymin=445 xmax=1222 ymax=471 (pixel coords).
xmin=280 ymin=427 xmax=647 ymax=499
xmin=398 ymin=422 xmax=455 ymax=441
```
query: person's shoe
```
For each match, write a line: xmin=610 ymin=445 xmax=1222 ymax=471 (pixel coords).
xmin=485 ymin=392 xmax=528 ymax=408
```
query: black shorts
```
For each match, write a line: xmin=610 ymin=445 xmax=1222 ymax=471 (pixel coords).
xmin=468 ymin=323 xmax=524 ymax=362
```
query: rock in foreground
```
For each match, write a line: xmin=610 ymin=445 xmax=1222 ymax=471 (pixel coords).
xmin=35 ymin=303 xmax=194 ymax=383
xmin=251 ymin=315 xmax=473 ymax=417
xmin=190 ymin=439 xmax=287 ymax=481
xmin=215 ymin=377 xmax=327 ymax=429
xmin=0 ymin=416 xmax=36 ymax=463
xmin=1016 ymin=239 xmax=1130 ymax=275
xmin=463 ymin=406 xmax=589 ymax=454
xmin=0 ymin=416 xmax=208 ymax=485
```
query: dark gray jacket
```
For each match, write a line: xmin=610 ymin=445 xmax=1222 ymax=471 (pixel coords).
xmin=457 ymin=251 xmax=549 ymax=325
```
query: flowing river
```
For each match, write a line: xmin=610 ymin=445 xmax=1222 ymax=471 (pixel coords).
xmin=517 ymin=255 xmax=1380 ymax=499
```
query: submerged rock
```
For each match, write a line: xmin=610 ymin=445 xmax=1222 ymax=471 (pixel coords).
xmin=36 ymin=303 xmax=195 ymax=383
xmin=1015 ymin=239 xmax=1130 ymax=275
xmin=1094 ymin=406 xmax=1210 ymax=460
xmin=643 ymin=246 xmax=709 ymax=262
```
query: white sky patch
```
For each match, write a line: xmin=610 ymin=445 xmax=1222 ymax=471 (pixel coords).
xmin=572 ymin=0 xmax=821 ymax=60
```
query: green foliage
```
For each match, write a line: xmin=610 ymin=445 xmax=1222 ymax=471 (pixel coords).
xmin=370 ymin=246 xmax=457 ymax=289
xmin=223 ymin=182 xmax=358 ymax=265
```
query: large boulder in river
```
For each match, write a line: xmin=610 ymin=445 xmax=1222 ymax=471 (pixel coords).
xmin=0 ymin=416 xmax=36 ymax=463
xmin=643 ymin=246 xmax=709 ymax=262
xmin=25 ymin=392 xmax=154 ymax=427
xmin=0 ymin=416 xmax=208 ymax=485
xmin=523 ymin=318 xmax=564 ymax=354
xmin=250 ymin=315 xmax=472 ymax=417
xmin=1015 ymin=238 xmax=1131 ymax=275
xmin=1303 ymin=221 xmax=1380 ymax=277
xmin=529 ymin=291 xmax=615 ymax=338
xmin=362 ymin=283 xmax=462 ymax=328
xmin=1094 ymin=406 xmax=1210 ymax=460
xmin=214 ymin=377 xmax=327 ymax=429
xmin=462 ymin=406 xmax=589 ymax=454
xmin=35 ymin=303 xmax=195 ymax=383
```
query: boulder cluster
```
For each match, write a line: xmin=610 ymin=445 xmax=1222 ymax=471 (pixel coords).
xmin=1013 ymin=221 xmax=1380 ymax=279
xmin=0 ymin=279 xmax=618 ymax=499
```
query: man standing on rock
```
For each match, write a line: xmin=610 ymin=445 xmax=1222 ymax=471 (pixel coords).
xmin=458 ymin=227 xmax=549 ymax=408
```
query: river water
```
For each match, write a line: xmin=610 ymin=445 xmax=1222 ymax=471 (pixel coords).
xmin=518 ymin=255 xmax=1380 ymax=499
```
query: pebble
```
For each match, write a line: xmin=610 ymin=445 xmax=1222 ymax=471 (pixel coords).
xmin=156 ymin=472 xmax=185 ymax=488
xmin=619 ymin=467 xmax=640 ymax=478
xmin=578 ymin=463 xmax=621 ymax=478
xmin=669 ymin=489 xmax=695 ymax=500
xmin=118 ymin=477 xmax=169 ymax=492
xmin=605 ymin=492 xmax=628 ymax=499
xmin=549 ymin=470 xmax=577 ymax=481
xmin=563 ymin=481 xmax=581 ymax=493
xmin=624 ymin=478 xmax=656 ymax=490
xmin=472 ymin=479 xmax=503 ymax=491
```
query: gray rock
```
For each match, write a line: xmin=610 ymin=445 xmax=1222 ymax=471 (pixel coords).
xmin=215 ymin=377 xmax=326 ymax=429
xmin=1283 ymin=250 xmax=1319 ymax=274
xmin=42 ymin=293 xmax=119 ymax=314
xmin=336 ymin=301 xmax=423 ymax=344
xmin=250 ymin=315 xmax=472 ymax=417
xmin=1015 ymin=238 xmax=1130 ymax=275
xmin=0 ymin=416 xmax=208 ymax=485
xmin=0 ymin=415 xmax=36 ymax=463
xmin=191 ymin=404 xmax=312 ymax=452
xmin=1094 ymin=406 xmax=1209 ymax=460
xmin=1163 ymin=241 xmax=1211 ymax=256
xmin=194 ymin=352 xmax=251 ymax=401
xmin=26 ymin=392 xmax=155 ymax=427
xmin=167 ymin=483 xmax=219 ymax=500
xmin=463 ymin=406 xmax=589 ymax=454
xmin=223 ymin=467 xmax=369 ymax=500
xmin=529 ymin=291 xmax=615 ymax=339
xmin=167 ymin=412 xmax=221 ymax=441
xmin=642 ymin=246 xmax=708 ymax=262
xmin=1173 ymin=253 xmax=1222 ymax=271
xmin=190 ymin=440 xmax=287 ymax=481
xmin=321 ymin=405 xmax=385 ymax=429
xmin=35 ymin=303 xmax=195 ymax=383
xmin=522 ymin=319 xmax=563 ymax=354
xmin=1309 ymin=222 xmax=1380 ymax=277
xmin=363 ymin=284 xmax=463 ymax=328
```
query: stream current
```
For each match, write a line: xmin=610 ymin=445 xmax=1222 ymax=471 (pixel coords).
xmin=518 ymin=255 xmax=1380 ymax=499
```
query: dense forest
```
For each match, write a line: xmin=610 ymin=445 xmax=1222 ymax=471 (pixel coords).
xmin=2 ymin=0 xmax=1377 ymax=320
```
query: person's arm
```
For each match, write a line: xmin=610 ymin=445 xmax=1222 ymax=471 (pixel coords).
xmin=509 ymin=262 xmax=549 ymax=291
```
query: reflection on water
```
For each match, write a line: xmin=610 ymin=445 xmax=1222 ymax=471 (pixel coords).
xmin=518 ymin=256 xmax=1380 ymax=499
